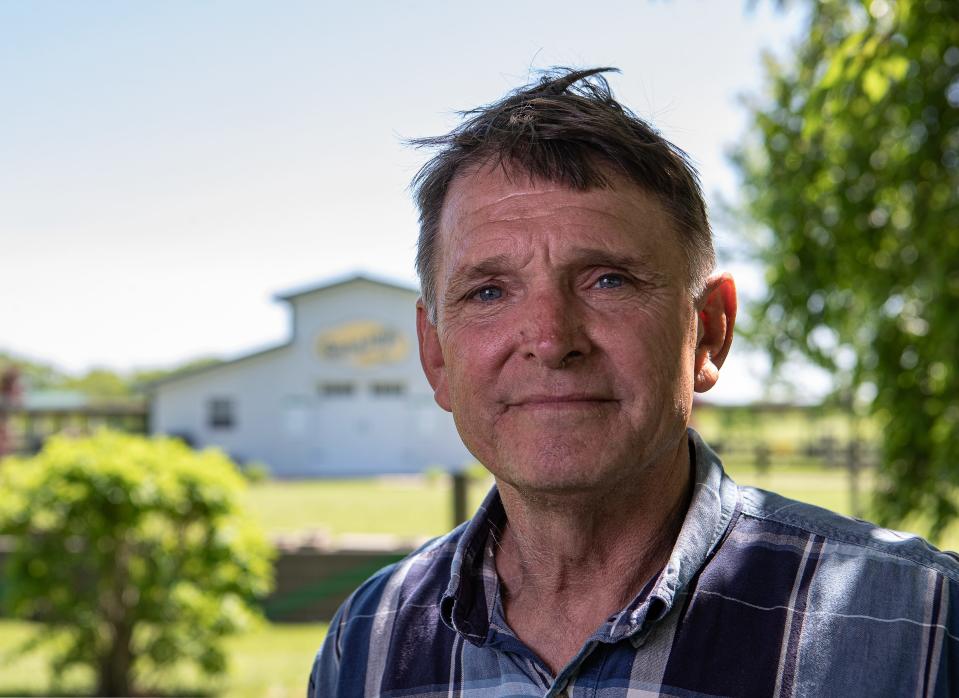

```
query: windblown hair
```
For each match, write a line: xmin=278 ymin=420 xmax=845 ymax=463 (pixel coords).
xmin=410 ymin=66 xmax=715 ymax=322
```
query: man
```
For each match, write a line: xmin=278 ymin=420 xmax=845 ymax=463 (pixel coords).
xmin=310 ymin=68 xmax=958 ymax=697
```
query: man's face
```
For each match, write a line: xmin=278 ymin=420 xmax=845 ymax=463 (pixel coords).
xmin=417 ymin=164 xmax=718 ymax=497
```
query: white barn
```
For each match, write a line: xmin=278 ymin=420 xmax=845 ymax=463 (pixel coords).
xmin=148 ymin=274 xmax=471 ymax=477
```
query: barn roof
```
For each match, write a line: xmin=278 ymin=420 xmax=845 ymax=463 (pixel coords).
xmin=274 ymin=272 xmax=418 ymax=302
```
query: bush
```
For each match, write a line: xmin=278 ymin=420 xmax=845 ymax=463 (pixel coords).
xmin=238 ymin=460 xmax=270 ymax=484
xmin=0 ymin=430 xmax=273 ymax=696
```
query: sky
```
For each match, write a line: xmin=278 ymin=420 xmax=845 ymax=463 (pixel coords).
xmin=0 ymin=0 xmax=831 ymax=403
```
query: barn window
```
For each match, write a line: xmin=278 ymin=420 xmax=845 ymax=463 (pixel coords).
xmin=208 ymin=398 xmax=235 ymax=429
xmin=371 ymin=382 xmax=405 ymax=396
xmin=319 ymin=382 xmax=355 ymax=397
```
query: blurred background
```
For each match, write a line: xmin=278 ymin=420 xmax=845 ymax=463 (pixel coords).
xmin=1 ymin=0 xmax=957 ymax=695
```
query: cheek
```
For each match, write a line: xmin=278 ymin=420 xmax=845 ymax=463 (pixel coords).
xmin=612 ymin=323 xmax=696 ymax=400
xmin=443 ymin=318 xmax=513 ymax=371
xmin=441 ymin=335 xmax=502 ymax=414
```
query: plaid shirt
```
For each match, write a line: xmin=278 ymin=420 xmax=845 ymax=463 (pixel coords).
xmin=309 ymin=431 xmax=959 ymax=697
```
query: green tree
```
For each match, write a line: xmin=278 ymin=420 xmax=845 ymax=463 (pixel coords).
xmin=0 ymin=351 xmax=66 ymax=391
xmin=734 ymin=0 xmax=959 ymax=537
xmin=130 ymin=356 xmax=224 ymax=393
xmin=62 ymin=367 xmax=133 ymax=400
xmin=0 ymin=350 xmax=225 ymax=401
xmin=0 ymin=430 xmax=273 ymax=696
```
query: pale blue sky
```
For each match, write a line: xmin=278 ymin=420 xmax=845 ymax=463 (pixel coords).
xmin=0 ymin=0 xmax=829 ymax=402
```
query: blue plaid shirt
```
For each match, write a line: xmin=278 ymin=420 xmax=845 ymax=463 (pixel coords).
xmin=309 ymin=431 xmax=959 ymax=697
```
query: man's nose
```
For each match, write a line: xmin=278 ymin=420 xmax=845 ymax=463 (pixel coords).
xmin=518 ymin=289 xmax=591 ymax=369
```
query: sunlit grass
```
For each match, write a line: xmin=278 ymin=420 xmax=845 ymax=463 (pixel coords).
xmin=242 ymin=474 xmax=492 ymax=540
xmin=0 ymin=619 xmax=327 ymax=697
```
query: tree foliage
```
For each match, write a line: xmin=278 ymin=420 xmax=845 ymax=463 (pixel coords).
xmin=0 ymin=352 xmax=64 ymax=393
xmin=61 ymin=368 xmax=133 ymax=399
xmin=0 ymin=431 xmax=273 ymax=696
xmin=734 ymin=0 xmax=959 ymax=537
xmin=0 ymin=350 xmax=224 ymax=400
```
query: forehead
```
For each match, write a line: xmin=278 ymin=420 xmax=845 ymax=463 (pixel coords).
xmin=436 ymin=163 xmax=687 ymax=277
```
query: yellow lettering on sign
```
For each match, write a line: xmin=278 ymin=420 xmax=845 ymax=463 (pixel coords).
xmin=315 ymin=321 xmax=409 ymax=366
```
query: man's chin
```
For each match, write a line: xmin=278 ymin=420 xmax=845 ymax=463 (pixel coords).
xmin=493 ymin=454 xmax=627 ymax=500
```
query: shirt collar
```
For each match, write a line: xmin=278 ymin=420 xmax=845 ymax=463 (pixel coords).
xmin=440 ymin=485 xmax=506 ymax=643
xmin=440 ymin=429 xmax=741 ymax=645
xmin=622 ymin=429 xmax=741 ymax=639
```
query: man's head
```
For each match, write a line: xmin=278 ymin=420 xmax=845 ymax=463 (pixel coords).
xmin=411 ymin=67 xmax=735 ymax=498
xmin=412 ymin=67 xmax=716 ymax=325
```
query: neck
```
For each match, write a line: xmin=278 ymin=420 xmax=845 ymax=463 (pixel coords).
xmin=492 ymin=435 xmax=692 ymax=672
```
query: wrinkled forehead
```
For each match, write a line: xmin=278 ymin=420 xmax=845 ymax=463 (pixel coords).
xmin=439 ymin=159 xmax=598 ymax=225
xmin=440 ymin=167 xmax=593 ymax=236
xmin=435 ymin=161 xmax=690 ymax=281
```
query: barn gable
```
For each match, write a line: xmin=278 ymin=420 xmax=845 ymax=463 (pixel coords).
xmin=149 ymin=274 xmax=469 ymax=476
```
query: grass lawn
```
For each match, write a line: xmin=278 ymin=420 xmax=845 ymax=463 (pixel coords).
xmin=722 ymin=460 xmax=865 ymax=517
xmin=243 ymin=474 xmax=493 ymax=540
xmin=0 ymin=619 xmax=327 ymax=697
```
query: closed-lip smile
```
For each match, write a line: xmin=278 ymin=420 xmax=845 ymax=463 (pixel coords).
xmin=508 ymin=394 xmax=617 ymax=408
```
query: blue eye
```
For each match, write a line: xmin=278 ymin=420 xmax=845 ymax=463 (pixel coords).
xmin=594 ymin=274 xmax=625 ymax=289
xmin=472 ymin=286 xmax=503 ymax=302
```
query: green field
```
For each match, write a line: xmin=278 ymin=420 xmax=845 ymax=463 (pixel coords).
xmin=0 ymin=620 xmax=327 ymax=697
xmin=242 ymin=473 xmax=492 ymax=540
xmin=3 ymin=458 xmax=957 ymax=696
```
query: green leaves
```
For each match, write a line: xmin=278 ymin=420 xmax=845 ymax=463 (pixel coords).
xmin=862 ymin=55 xmax=909 ymax=102
xmin=0 ymin=430 xmax=273 ymax=696
xmin=735 ymin=0 xmax=959 ymax=538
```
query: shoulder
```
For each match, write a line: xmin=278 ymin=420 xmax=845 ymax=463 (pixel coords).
xmin=309 ymin=523 xmax=468 ymax=696
xmin=735 ymin=484 xmax=959 ymax=582
xmin=309 ymin=485 xmax=506 ymax=696
xmin=679 ymin=480 xmax=959 ymax=695
xmin=332 ymin=522 xmax=468 ymax=636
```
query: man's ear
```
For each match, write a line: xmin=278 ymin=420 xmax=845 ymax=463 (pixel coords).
xmin=693 ymin=273 xmax=737 ymax=393
xmin=416 ymin=300 xmax=452 ymax=412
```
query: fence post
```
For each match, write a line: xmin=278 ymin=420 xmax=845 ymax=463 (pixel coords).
xmin=846 ymin=438 xmax=862 ymax=519
xmin=451 ymin=471 xmax=469 ymax=527
xmin=754 ymin=442 xmax=771 ymax=480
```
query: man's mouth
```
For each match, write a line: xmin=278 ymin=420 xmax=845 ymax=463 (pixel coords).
xmin=507 ymin=394 xmax=617 ymax=409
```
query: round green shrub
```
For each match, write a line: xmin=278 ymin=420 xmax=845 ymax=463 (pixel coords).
xmin=0 ymin=430 xmax=274 ymax=696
